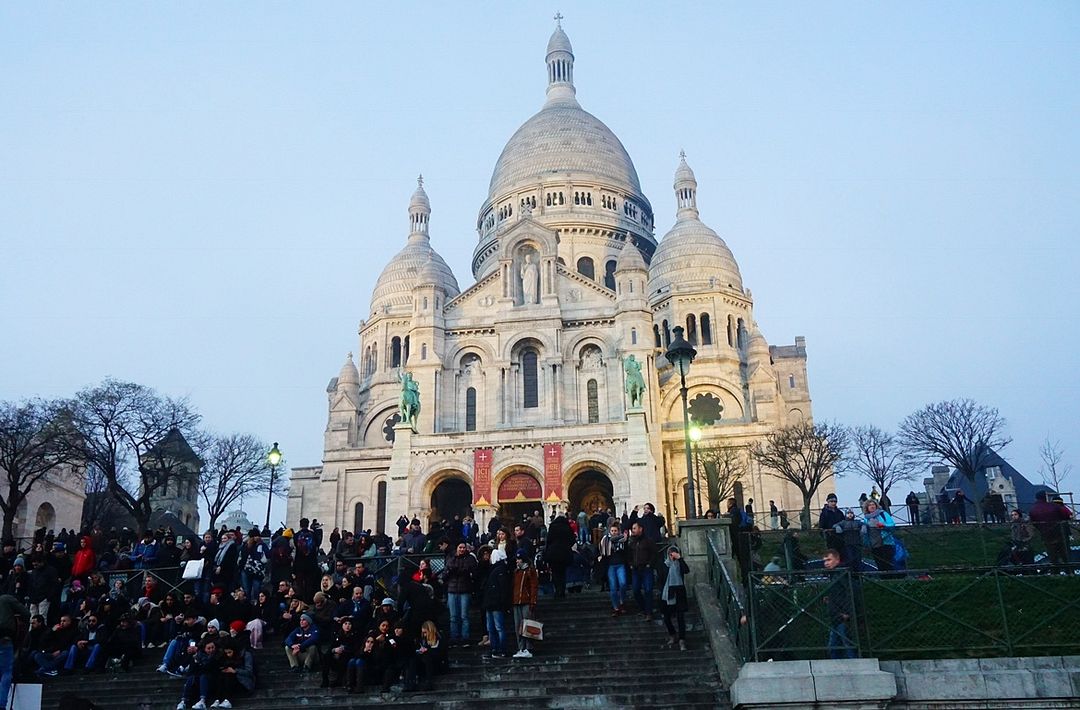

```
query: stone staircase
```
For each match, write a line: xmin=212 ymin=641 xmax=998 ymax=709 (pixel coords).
xmin=41 ymin=589 xmax=730 ymax=709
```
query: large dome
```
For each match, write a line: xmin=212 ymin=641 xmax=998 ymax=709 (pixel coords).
xmin=487 ymin=102 xmax=643 ymax=201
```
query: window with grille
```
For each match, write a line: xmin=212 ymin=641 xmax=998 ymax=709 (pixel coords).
xmin=523 ymin=350 xmax=539 ymax=408
xmin=465 ymin=387 xmax=477 ymax=431
xmin=587 ymin=379 xmax=599 ymax=423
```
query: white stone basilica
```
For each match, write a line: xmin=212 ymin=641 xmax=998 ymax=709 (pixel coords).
xmin=287 ymin=21 xmax=825 ymax=534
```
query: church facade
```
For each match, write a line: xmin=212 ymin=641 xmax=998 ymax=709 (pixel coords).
xmin=288 ymin=22 xmax=825 ymax=534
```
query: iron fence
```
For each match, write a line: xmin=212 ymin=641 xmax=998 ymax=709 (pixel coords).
xmin=706 ymin=530 xmax=752 ymax=662
xmin=746 ymin=564 xmax=1080 ymax=661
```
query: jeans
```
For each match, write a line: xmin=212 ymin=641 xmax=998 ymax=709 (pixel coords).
xmin=64 ymin=643 xmax=103 ymax=671
xmin=447 ymin=592 xmax=470 ymax=641
xmin=32 ymin=649 xmax=66 ymax=675
xmin=607 ymin=564 xmax=628 ymax=609
xmin=485 ymin=610 xmax=507 ymax=653
xmin=0 ymin=640 xmax=13 ymax=709
xmin=29 ymin=600 xmax=50 ymax=623
xmin=631 ymin=566 xmax=654 ymax=614
xmin=241 ymin=571 xmax=263 ymax=601
xmin=828 ymin=621 xmax=856 ymax=659
xmin=183 ymin=673 xmax=211 ymax=701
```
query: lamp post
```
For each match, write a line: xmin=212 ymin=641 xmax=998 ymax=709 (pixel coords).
xmin=265 ymin=442 xmax=282 ymax=531
xmin=689 ymin=424 xmax=704 ymax=517
xmin=665 ymin=326 xmax=698 ymax=519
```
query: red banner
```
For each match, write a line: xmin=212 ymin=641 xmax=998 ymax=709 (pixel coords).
xmin=497 ymin=472 xmax=543 ymax=502
xmin=473 ymin=448 xmax=493 ymax=506
xmin=543 ymin=443 xmax=563 ymax=502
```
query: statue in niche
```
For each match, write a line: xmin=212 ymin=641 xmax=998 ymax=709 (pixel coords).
xmin=520 ymin=253 xmax=539 ymax=305
xmin=624 ymin=354 xmax=646 ymax=409
xmin=397 ymin=370 xmax=421 ymax=429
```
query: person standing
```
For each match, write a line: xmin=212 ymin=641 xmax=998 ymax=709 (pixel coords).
xmin=821 ymin=549 xmax=856 ymax=659
xmin=769 ymin=501 xmax=779 ymax=530
xmin=510 ymin=549 xmax=538 ymax=659
xmin=599 ymin=522 xmax=628 ymax=616
xmin=576 ymin=510 xmax=589 ymax=545
xmin=861 ymin=501 xmax=897 ymax=572
xmin=818 ymin=493 xmax=845 ymax=554
xmin=952 ymin=490 xmax=971 ymax=524
xmin=0 ymin=593 xmax=28 ymax=705
xmin=659 ymin=546 xmax=690 ymax=651
xmin=627 ymin=522 xmax=657 ymax=621
xmin=544 ymin=515 xmax=574 ymax=600
xmin=1029 ymin=491 xmax=1073 ymax=566
xmin=444 ymin=542 xmax=477 ymax=647
xmin=905 ymin=492 xmax=920 ymax=525
xmin=482 ymin=549 xmax=512 ymax=659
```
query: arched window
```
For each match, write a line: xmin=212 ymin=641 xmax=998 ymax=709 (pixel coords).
xmin=376 ymin=481 xmax=387 ymax=534
xmin=789 ymin=374 xmax=796 ymax=389
xmin=465 ymin=387 xmax=477 ymax=431
xmin=586 ymin=193 xmax=592 ymax=206
xmin=631 ymin=328 xmax=638 ymax=345
xmin=728 ymin=315 xmax=735 ymax=347
xmin=391 ymin=337 xmax=402 ymax=368
xmin=653 ymin=325 xmax=662 ymax=348
xmin=403 ymin=336 xmax=410 ymax=364
xmin=663 ymin=320 xmax=671 ymax=347
xmin=577 ymin=257 xmax=595 ymax=280
xmin=422 ymin=296 xmax=428 ymax=310
xmin=522 ymin=350 xmax=539 ymax=409
xmin=353 ymin=502 xmax=364 ymax=535
xmin=421 ymin=343 xmax=428 ymax=360
xmin=701 ymin=314 xmax=713 ymax=345
xmin=546 ymin=194 xmax=552 ymax=207
xmin=587 ymin=379 xmax=599 ymax=423
xmin=737 ymin=318 xmax=745 ymax=348
xmin=559 ymin=192 xmax=565 ymax=205
xmin=604 ymin=260 xmax=616 ymax=290
xmin=686 ymin=314 xmax=698 ymax=346
xmin=372 ymin=343 xmax=378 ymax=372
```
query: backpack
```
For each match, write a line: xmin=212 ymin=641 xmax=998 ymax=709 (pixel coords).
xmin=740 ymin=510 xmax=753 ymax=529
xmin=271 ymin=542 xmax=291 ymax=566
xmin=244 ymin=544 xmax=267 ymax=576
xmin=294 ymin=529 xmax=316 ymax=559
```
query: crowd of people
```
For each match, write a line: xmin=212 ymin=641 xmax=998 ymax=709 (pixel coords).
xmin=0 ymin=502 xmax=691 ymax=708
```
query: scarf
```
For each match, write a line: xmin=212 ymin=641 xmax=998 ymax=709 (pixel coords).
xmin=214 ymin=539 xmax=235 ymax=566
xmin=660 ymin=553 xmax=686 ymax=606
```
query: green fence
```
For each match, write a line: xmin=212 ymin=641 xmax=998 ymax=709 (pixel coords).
xmin=747 ymin=565 xmax=1080 ymax=661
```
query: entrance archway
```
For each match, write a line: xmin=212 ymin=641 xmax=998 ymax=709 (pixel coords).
xmin=568 ymin=469 xmax=614 ymax=518
xmin=497 ymin=471 xmax=543 ymax=527
xmin=430 ymin=478 xmax=472 ymax=526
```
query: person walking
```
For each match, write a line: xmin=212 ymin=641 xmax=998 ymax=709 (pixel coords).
xmin=544 ymin=515 xmax=574 ymax=600
xmin=511 ymin=549 xmax=538 ymax=659
xmin=627 ymin=522 xmax=657 ymax=621
xmin=659 ymin=546 xmax=690 ymax=650
xmin=599 ymin=522 xmax=629 ymax=616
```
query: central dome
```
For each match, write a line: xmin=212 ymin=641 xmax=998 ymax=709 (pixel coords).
xmin=487 ymin=103 xmax=643 ymax=201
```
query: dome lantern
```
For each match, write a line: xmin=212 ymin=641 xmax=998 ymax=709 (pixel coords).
xmin=546 ymin=13 xmax=576 ymax=105
xmin=409 ymin=174 xmax=431 ymax=239
xmin=674 ymin=150 xmax=699 ymax=219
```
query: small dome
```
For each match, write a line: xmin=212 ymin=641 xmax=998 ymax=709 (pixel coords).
xmin=747 ymin=326 xmax=771 ymax=361
xmin=410 ymin=175 xmax=430 ymax=212
xmin=547 ymin=26 xmax=573 ymax=56
xmin=338 ymin=352 xmax=359 ymax=386
xmin=615 ymin=238 xmax=647 ymax=273
xmin=674 ymin=151 xmax=696 ymax=186
xmin=417 ymin=253 xmax=442 ymax=286
xmin=371 ymin=240 xmax=459 ymax=313
xmin=649 ymin=219 xmax=743 ymax=297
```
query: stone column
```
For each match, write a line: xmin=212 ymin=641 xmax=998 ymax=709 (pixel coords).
xmin=625 ymin=408 xmax=657 ymax=506
xmin=385 ymin=423 xmax=414 ymax=522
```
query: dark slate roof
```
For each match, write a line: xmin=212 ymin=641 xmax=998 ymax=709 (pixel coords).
xmin=148 ymin=428 xmax=202 ymax=466
xmin=931 ymin=448 xmax=1053 ymax=510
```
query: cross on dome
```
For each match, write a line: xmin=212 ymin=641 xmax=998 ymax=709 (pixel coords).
xmin=417 ymin=174 xmax=423 ymax=188
xmin=554 ymin=11 xmax=563 ymax=28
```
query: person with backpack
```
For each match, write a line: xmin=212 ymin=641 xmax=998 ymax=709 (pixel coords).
xmin=292 ymin=520 xmax=320 ymax=602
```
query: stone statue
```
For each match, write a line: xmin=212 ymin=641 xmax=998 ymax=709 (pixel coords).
xmin=520 ymin=254 xmax=539 ymax=305
xmin=624 ymin=354 xmax=645 ymax=409
xmin=397 ymin=370 xmax=421 ymax=429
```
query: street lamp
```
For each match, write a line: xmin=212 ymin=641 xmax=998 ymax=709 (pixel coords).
xmin=665 ymin=326 xmax=698 ymax=519
xmin=689 ymin=424 xmax=704 ymax=517
xmin=265 ymin=442 xmax=282 ymax=531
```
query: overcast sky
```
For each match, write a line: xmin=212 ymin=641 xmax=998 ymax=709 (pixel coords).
xmin=2 ymin=2 xmax=1078 ymax=526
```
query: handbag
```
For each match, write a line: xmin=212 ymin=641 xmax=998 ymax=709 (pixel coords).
xmin=521 ymin=618 xmax=544 ymax=641
xmin=182 ymin=559 xmax=205 ymax=580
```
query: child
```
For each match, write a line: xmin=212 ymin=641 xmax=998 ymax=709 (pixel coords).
xmin=511 ymin=548 xmax=539 ymax=659
xmin=833 ymin=509 xmax=865 ymax=570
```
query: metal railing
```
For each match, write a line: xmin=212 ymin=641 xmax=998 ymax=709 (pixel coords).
xmin=746 ymin=564 xmax=1080 ymax=661
xmin=706 ymin=529 xmax=752 ymax=662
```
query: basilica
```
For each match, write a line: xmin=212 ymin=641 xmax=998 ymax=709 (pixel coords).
xmin=287 ymin=21 xmax=823 ymax=534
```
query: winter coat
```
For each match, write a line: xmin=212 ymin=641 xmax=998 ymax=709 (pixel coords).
xmin=481 ymin=560 xmax=511 ymax=612
xmin=444 ymin=552 xmax=478 ymax=594
xmin=70 ymin=537 xmax=97 ymax=579
xmin=511 ymin=564 xmax=539 ymax=606
xmin=544 ymin=517 xmax=574 ymax=567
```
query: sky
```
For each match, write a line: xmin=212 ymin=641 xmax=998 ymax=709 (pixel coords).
xmin=2 ymin=2 xmax=1078 ymax=527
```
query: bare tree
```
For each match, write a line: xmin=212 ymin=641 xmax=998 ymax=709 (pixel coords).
xmin=1038 ymin=437 xmax=1073 ymax=495
xmin=67 ymin=379 xmax=201 ymax=534
xmin=196 ymin=432 xmax=283 ymax=532
xmin=898 ymin=398 xmax=1011 ymax=521
xmin=752 ymin=421 xmax=849 ymax=529
xmin=696 ymin=445 xmax=748 ymax=512
xmin=0 ymin=398 xmax=79 ymax=541
xmin=848 ymin=425 xmax=917 ymax=501
xmin=80 ymin=461 xmax=129 ymax=531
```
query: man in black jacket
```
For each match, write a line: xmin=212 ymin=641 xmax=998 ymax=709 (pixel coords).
xmin=626 ymin=522 xmax=657 ymax=620
xmin=481 ymin=549 xmax=512 ymax=658
xmin=544 ymin=516 xmax=574 ymax=600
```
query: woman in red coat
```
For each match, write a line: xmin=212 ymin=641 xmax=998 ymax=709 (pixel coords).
xmin=70 ymin=535 xmax=97 ymax=581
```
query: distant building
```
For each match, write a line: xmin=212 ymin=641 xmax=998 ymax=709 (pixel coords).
xmin=143 ymin=428 xmax=202 ymax=532
xmin=7 ymin=462 xmax=85 ymax=541
xmin=220 ymin=509 xmax=255 ymax=533
xmin=922 ymin=449 xmax=1053 ymax=522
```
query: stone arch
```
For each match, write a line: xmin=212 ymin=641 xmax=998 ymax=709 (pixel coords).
xmin=446 ymin=340 xmax=495 ymax=370
xmin=563 ymin=452 xmax=629 ymax=504
xmin=410 ymin=462 xmax=473 ymax=515
xmin=361 ymin=404 xmax=402 ymax=447
xmin=502 ymin=331 xmax=555 ymax=361
xmin=659 ymin=379 xmax=745 ymax=423
xmin=562 ymin=331 xmax=612 ymax=364
xmin=430 ymin=478 xmax=472 ymax=526
xmin=492 ymin=464 xmax=545 ymax=526
xmin=567 ymin=468 xmax=614 ymax=518
xmin=34 ymin=502 xmax=56 ymax=531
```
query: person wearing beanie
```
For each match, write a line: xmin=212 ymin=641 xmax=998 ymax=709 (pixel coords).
xmin=284 ymin=612 xmax=320 ymax=672
xmin=818 ymin=493 xmax=845 ymax=552
xmin=511 ymin=548 xmax=538 ymax=658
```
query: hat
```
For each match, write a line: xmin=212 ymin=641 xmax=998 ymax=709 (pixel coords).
xmin=211 ymin=587 xmax=225 ymax=596
xmin=52 ymin=542 xmax=66 ymax=551
xmin=207 ymin=618 xmax=220 ymax=630
xmin=282 ymin=528 xmax=294 ymax=539
xmin=300 ymin=613 xmax=315 ymax=625
xmin=380 ymin=597 xmax=396 ymax=608
xmin=71 ymin=580 xmax=83 ymax=589
xmin=826 ymin=493 xmax=838 ymax=502
xmin=13 ymin=557 xmax=24 ymax=568
xmin=229 ymin=620 xmax=246 ymax=633
xmin=515 ymin=548 xmax=529 ymax=559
